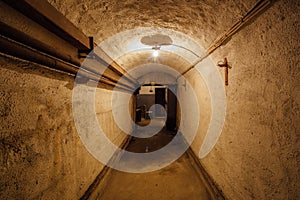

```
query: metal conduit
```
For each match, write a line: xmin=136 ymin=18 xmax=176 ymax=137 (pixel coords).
xmin=0 ymin=21 xmax=82 ymax=67
xmin=0 ymin=35 xmax=134 ymax=92
xmin=1 ymin=0 xmax=138 ymax=91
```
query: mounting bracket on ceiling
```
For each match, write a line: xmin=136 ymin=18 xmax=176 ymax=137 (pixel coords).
xmin=217 ymin=57 xmax=231 ymax=86
xmin=78 ymin=37 xmax=94 ymax=58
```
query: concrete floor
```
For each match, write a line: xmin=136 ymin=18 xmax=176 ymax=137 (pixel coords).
xmin=97 ymin=119 xmax=212 ymax=200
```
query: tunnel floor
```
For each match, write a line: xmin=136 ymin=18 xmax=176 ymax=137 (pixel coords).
xmin=95 ymin=119 xmax=212 ymax=200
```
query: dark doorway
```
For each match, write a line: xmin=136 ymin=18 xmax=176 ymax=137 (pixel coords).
xmin=155 ymin=88 xmax=166 ymax=117
xmin=135 ymin=85 xmax=178 ymax=131
xmin=166 ymin=86 xmax=177 ymax=130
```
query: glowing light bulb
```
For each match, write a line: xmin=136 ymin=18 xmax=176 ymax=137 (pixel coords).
xmin=153 ymin=50 xmax=159 ymax=57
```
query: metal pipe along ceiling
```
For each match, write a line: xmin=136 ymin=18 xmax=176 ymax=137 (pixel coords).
xmin=0 ymin=35 xmax=134 ymax=92
xmin=0 ymin=0 xmax=137 ymax=92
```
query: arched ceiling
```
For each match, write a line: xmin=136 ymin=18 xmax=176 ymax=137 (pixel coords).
xmin=48 ymin=0 xmax=257 ymax=47
xmin=47 ymin=0 xmax=259 ymax=82
xmin=115 ymin=50 xmax=191 ymax=73
xmin=47 ymin=0 xmax=229 ymax=159
xmin=95 ymin=27 xmax=206 ymax=83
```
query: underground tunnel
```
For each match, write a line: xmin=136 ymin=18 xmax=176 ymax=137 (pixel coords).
xmin=0 ymin=0 xmax=299 ymax=199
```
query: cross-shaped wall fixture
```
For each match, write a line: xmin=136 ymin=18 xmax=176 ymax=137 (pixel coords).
xmin=217 ymin=58 xmax=230 ymax=86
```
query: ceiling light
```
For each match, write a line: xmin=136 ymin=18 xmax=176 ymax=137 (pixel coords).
xmin=153 ymin=50 xmax=159 ymax=57
xmin=152 ymin=46 xmax=160 ymax=57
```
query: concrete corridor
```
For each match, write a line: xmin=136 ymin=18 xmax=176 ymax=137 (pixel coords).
xmin=99 ymin=153 xmax=210 ymax=200
xmin=0 ymin=0 xmax=299 ymax=200
xmin=97 ymin=125 xmax=213 ymax=200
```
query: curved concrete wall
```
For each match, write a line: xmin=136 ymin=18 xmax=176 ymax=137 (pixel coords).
xmin=47 ymin=0 xmax=298 ymax=198
xmin=0 ymin=56 xmax=133 ymax=199
xmin=199 ymin=1 xmax=299 ymax=199
xmin=2 ymin=0 xmax=298 ymax=199
xmin=177 ymin=71 xmax=212 ymax=154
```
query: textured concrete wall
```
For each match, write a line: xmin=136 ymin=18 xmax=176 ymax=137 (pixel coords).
xmin=177 ymin=72 xmax=211 ymax=153
xmin=0 ymin=56 xmax=131 ymax=199
xmin=21 ymin=0 xmax=300 ymax=199
xmin=199 ymin=1 xmax=300 ymax=199
xmin=47 ymin=0 xmax=258 ymax=47
xmin=95 ymin=89 xmax=134 ymax=146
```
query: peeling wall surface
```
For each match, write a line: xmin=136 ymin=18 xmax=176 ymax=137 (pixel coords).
xmin=0 ymin=0 xmax=299 ymax=199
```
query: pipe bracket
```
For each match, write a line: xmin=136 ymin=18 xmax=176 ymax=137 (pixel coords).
xmin=78 ymin=36 xmax=94 ymax=58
